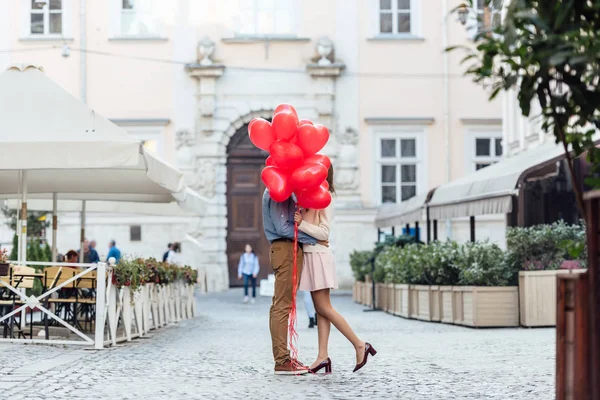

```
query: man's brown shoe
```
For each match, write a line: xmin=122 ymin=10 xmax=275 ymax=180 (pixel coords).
xmin=274 ymin=360 xmax=309 ymax=375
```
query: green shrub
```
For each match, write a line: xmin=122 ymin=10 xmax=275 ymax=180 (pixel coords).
xmin=421 ymin=241 xmax=461 ymax=285
xmin=506 ymin=221 xmax=586 ymax=271
xmin=349 ymin=250 xmax=373 ymax=282
xmin=456 ymin=242 xmax=512 ymax=287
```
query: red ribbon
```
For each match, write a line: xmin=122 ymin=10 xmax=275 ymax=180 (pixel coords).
xmin=289 ymin=205 xmax=300 ymax=371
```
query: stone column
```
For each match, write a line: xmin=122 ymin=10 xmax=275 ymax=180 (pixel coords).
xmin=184 ymin=37 xmax=228 ymax=291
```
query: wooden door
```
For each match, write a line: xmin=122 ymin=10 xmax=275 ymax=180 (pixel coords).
xmin=226 ymin=125 xmax=270 ymax=287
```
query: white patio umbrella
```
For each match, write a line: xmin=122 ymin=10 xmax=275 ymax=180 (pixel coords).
xmin=0 ymin=65 xmax=185 ymax=262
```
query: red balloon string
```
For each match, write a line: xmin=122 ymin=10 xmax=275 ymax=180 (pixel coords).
xmin=289 ymin=205 xmax=300 ymax=373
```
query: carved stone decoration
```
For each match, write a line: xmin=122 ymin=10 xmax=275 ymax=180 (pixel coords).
xmin=334 ymin=127 xmax=360 ymax=192
xmin=175 ymin=129 xmax=195 ymax=149
xmin=187 ymin=219 xmax=205 ymax=240
xmin=197 ymin=36 xmax=215 ymax=66
xmin=316 ymin=37 xmax=335 ymax=66
xmin=193 ymin=160 xmax=217 ymax=198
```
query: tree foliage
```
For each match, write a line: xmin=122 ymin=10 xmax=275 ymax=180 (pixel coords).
xmin=449 ymin=0 xmax=600 ymax=216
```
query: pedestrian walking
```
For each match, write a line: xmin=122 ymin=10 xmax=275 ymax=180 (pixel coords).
xmin=107 ymin=240 xmax=121 ymax=264
xmin=237 ymin=244 xmax=259 ymax=304
xmin=166 ymin=242 xmax=182 ymax=265
xmin=163 ymin=243 xmax=172 ymax=262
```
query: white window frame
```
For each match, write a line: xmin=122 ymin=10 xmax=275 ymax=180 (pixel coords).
xmin=465 ymin=127 xmax=503 ymax=173
xmin=110 ymin=0 xmax=166 ymax=39
xmin=235 ymin=0 xmax=298 ymax=37
xmin=21 ymin=0 xmax=72 ymax=40
xmin=375 ymin=0 xmax=421 ymax=37
xmin=374 ymin=127 xmax=427 ymax=206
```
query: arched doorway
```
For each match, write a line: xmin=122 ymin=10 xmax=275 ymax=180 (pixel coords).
xmin=226 ymin=124 xmax=270 ymax=287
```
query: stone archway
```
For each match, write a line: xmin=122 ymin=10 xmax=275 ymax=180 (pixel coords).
xmin=225 ymin=124 xmax=270 ymax=287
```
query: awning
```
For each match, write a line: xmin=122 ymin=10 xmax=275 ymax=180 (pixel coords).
xmin=428 ymin=137 xmax=596 ymax=220
xmin=375 ymin=192 xmax=429 ymax=228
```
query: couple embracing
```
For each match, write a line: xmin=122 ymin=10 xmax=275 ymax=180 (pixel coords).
xmin=263 ymin=165 xmax=376 ymax=375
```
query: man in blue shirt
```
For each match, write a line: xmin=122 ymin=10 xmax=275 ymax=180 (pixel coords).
xmin=106 ymin=240 xmax=121 ymax=264
xmin=262 ymin=189 xmax=326 ymax=375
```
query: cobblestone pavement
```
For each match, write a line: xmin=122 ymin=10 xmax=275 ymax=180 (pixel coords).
xmin=0 ymin=289 xmax=554 ymax=399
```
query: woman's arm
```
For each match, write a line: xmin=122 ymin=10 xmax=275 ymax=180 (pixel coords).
xmin=238 ymin=255 xmax=243 ymax=277
xmin=297 ymin=207 xmax=331 ymax=241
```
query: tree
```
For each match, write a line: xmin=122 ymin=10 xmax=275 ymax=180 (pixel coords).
xmin=449 ymin=0 xmax=600 ymax=218
xmin=2 ymin=207 xmax=50 ymax=237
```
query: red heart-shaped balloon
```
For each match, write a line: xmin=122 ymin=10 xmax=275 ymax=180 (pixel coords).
xmin=291 ymin=162 xmax=328 ymax=190
xmin=304 ymin=154 xmax=331 ymax=170
xmin=270 ymin=140 xmax=304 ymax=170
xmin=299 ymin=119 xmax=313 ymax=126
xmin=272 ymin=111 xmax=299 ymax=141
xmin=296 ymin=184 xmax=332 ymax=209
xmin=261 ymin=166 xmax=293 ymax=202
xmin=297 ymin=124 xmax=329 ymax=156
xmin=265 ymin=156 xmax=277 ymax=167
xmin=248 ymin=118 xmax=276 ymax=151
xmin=274 ymin=104 xmax=298 ymax=118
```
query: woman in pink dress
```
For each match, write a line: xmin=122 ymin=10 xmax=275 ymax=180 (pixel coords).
xmin=294 ymin=165 xmax=376 ymax=374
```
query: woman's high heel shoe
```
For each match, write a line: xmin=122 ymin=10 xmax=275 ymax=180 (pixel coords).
xmin=353 ymin=343 xmax=377 ymax=373
xmin=309 ymin=358 xmax=332 ymax=374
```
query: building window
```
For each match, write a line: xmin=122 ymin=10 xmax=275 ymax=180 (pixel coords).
xmin=237 ymin=0 xmax=294 ymax=36
xmin=29 ymin=0 xmax=63 ymax=35
xmin=378 ymin=0 xmax=415 ymax=35
xmin=130 ymin=225 xmax=142 ymax=242
xmin=120 ymin=0 xmax=161 ymax=37
xmin=473 ymin=134 xmax=503 ymax=171
xmin=377 ymin=133 xmax=424 ymax=204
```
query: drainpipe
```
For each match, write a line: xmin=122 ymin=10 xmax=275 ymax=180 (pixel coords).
xmin=80 ymin=0 xmax=87 ymax=104
xmin=442 ymin=0 xmax=452 ymax=239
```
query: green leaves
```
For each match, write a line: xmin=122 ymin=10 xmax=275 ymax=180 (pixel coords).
xmin=448 ymin=0 xmax=600 ymax=190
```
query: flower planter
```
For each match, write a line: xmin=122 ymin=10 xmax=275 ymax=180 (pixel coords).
xmin=386 ymin=283 xmax=395 ymax=313
xmin=353 ymin=281 xmax=361 ymax=303
xmin=392 ymin=284 xmax=410 ymax=317
xmin=376 ymin=283 xmax=387 ymax=310
xmin=363 ymin=277 xmax=373 ymax=307
xmin=410 ymin=285 xmax=432 ymax=321
xmin=440 ymin=286 xmax=454 ymax=324
xmin=519 ymin=269 xmax=586 ymax=327
xmin=407 ymin=285 xmax=418 ymax=319
xmin=430 ymin=285 xmax=441 ymax=322
xmin=452 ymin=286 xmax=519 ymax=327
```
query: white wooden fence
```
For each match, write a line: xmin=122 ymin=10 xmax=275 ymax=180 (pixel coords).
xmin=0 ymin=261 xmax=197 ymax=348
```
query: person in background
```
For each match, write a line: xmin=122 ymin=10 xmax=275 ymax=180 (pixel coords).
xmin=106 ymin=240 xmax=121 ymax=264
xmin=65 ymin=250 xmax=78 ymax=268
xmin=88 ymin=240 xmax=100 ymax=263
xmin=163 ymin=243 xmax=172 ymax=262
xmin=237 ymin=244 xmax=259 ymax=304
xmin=167 ymin=242 xmax=182 ymax=265
xmin=303 ymin=291 xmax=317 ymax=328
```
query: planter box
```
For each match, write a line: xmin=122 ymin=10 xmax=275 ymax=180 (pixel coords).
xmin=408 ymin=285 xmax=419 ymax=319
xmin=410 ymin=285 xmax=433 ymax=321
xmin=392 ymin=284 xmax=410 ymax=317
xmin=352 ymin=281 xmax=361 ymax=303
xmin=519 ymin=269 xmax=586 ymax=327
xmin=375 ymin=283 xmax=387 ymax=310
xmin=440 ymin=286 xmax=454 ymax=324
xmin=386 ymin=283 xmax=395 ymax=313
xmin=363 ymin=277 xmax=373 ymax=307
xmin=430 ymin=286 xmax=441 ymax=322
xmin=452 ymin=286 xmax=519 ymax=327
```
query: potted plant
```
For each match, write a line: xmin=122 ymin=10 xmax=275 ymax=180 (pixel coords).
xmin=0 ymin=248 xmax=9 ymax=276
xmin=510 ymin=223 xmax=587 ymax=327
xmin=452 ymin=242 xmax=518 ymax=328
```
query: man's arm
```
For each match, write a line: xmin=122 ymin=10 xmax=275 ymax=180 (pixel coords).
xmin=269 ymin=198 xmax=317 ymax=245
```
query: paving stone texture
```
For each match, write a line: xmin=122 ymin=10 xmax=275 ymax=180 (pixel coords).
xmin=0 ymin=289 xmax=554 ymax=399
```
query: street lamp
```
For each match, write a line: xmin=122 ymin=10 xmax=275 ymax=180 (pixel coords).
xmin=457 ymin=4 xmax=470 ymax=25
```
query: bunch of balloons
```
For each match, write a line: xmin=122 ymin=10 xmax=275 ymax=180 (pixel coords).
xmin=248 ymin=104 xmax=332 ymax=209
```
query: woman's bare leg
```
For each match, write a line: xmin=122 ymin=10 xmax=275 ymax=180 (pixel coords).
xmin=312 ymin=289 xmax=366 ymax=364
xmin=310 ymin=291 xmax=331 ymax=369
